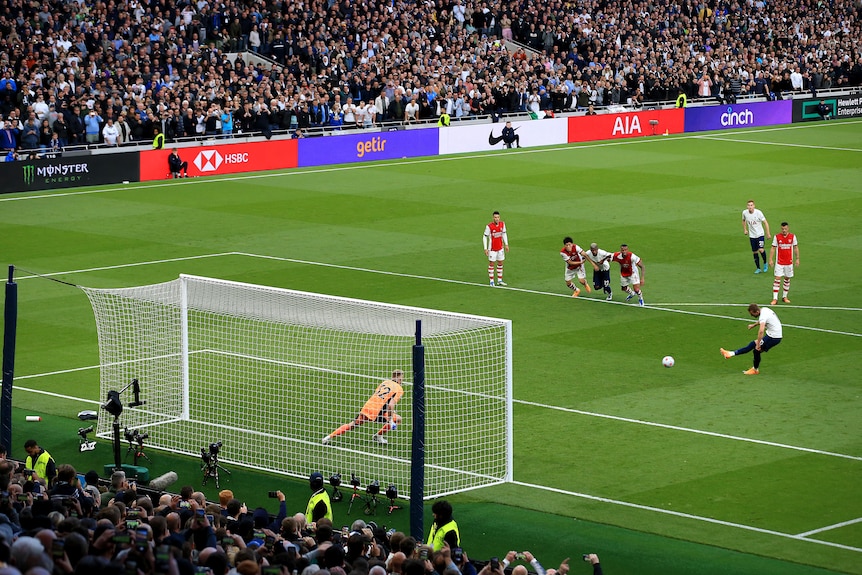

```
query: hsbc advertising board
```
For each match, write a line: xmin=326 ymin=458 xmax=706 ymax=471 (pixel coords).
xmin=683 ymin=100 xmax=791 ymax=132
xmin=139 ymin=139 xmax=298 ymax=181
xmin=568 ymin=108 xmax=684 ymax=142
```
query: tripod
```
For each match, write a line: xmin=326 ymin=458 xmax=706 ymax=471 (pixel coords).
xmin=347 ymin=484 xmax=364 ymax=515
xmin=126 ymin=439 xmax=150 ymax=466
xmin=347 ymin=484 xmax=379 ymax=516
xmin=387 ymin=497 xmax=401 ymax=515
xmin=201 ymin=457 xmax=231 ymax=488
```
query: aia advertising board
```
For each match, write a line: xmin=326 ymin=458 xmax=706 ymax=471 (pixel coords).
xmin=568 ymin=108 xmax=684 ymax=142
xmin=684 ymin=100 xmax=791 ymax=132
xmin=139 ymin=139 xmax=297 ymax=181
xmin=297 ymin=128 xmax=438 ymax=167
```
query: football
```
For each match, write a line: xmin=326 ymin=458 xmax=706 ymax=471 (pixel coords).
xmin=662 ymin=356 xmax=675 ymax=368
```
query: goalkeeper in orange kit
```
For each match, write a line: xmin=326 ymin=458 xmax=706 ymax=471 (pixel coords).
xmin=322 ymin=370 xmax=404 ymax=445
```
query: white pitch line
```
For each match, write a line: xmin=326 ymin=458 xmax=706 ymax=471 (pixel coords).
xmin=512 ymin=480 xmax=862 ymax=554
xmin=655 ymin=302 xmax=862 ymax=312
xmin=237 ymin=253 xmax=862 ymax=337
xmin=797 ymin=517 xmax=862 ymax=538
xmin=15 ymin=252 xmax=238 ymax=281
xmin=515 ymin=399 xmax=862 ymax=461
xmin=3 ymin=119 xmax=858 ymax=204
xmin=696 ymin=134 xmax=862 ymax=153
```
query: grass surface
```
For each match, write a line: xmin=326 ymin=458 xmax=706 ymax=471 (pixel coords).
xmin=2 ymin=121 xmax=861 ymax=574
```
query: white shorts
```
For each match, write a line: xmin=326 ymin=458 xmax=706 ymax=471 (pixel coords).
xmin=487 ymin=250 xmax=506 ymax=262
xmin=773 ymin=264 xmax=794 ymax=278
xmin=565 ymin=266 xmax=585 ymax=281
xmin=620 ymin=271 xmax=641 ymax=287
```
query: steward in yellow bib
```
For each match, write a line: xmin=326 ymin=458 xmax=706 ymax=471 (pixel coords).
xmin=437 ymin=112 xmax=451 ymax=127
xmin=306 ymin=471 xmax=333 ymax=523
xmin=24 ymin=439 xmax=56 ymax=484
xmin=152 ymin=127 xmax=165 ymax=149
xmin=675 ymin=92 xmax=688 ymax=108
xmin=426 ymin=500 xmax=460 ymax=551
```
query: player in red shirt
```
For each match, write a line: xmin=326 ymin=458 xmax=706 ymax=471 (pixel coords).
xmin=611 ymin=244 xmax=645 ymax=306
xmin=483 ymin=211 xmax=509 ymax=286
xmin=560 ymin=237 xmax=597 ymax=297
xmin=768 ymin=222 xmax=799 ymax=304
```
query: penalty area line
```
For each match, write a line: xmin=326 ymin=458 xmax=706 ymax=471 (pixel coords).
xmin=237 ymin=253 xmax=862 ymax=337
xmin=512 ymin=480 xmax=862 ymax=554
xmin=515 ymin=398 xmax=862 ymax=462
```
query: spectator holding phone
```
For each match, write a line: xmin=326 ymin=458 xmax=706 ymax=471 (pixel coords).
xmin=503 ymin=551 xmax=546 ymax=575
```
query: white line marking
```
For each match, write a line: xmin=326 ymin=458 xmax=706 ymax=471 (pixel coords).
xmin=4 ymin=119 xmax=858 ymax=204
xmin=15 ymin=252 xmax=238 ymax=281
xmin=236 ymin=253 xmax=862 ymax=337
xmin=655 ymin=302 xmax=862 ymax=312
xmin=512 ymin=480 xmax=862 ymax=553
xmin=797 ymin=517 xmax=862 ymax=538
xmin=515 ymin=399 xmax=862 ymax=461
xmin=696 ymin=134 xmax=862 ymax=153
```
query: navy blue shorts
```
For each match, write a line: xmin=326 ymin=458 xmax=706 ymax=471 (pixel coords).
xmin=749 ymin=236 xmax=765 ymax=251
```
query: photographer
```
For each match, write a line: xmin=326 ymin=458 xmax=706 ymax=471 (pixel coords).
xmin=817 ymin=100 xmax=832 ymax=120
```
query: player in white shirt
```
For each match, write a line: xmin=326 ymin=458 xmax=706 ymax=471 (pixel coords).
xmin=582 ymin=243 xmax=614 ymax=300
xmin=720 ymin=303 xmax=783 ymax=375
xmin=742 ymin=200 xmax=771 ymax=274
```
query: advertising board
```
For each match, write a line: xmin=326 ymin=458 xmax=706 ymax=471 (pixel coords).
xmin=567 ymin=108 xmax=684 ymax=142
xmin=297 ymin=128 xmax=439 ymax=167
xmin=0 ymin=152 xmax=140 ymax=194
xmin=683 ymin=100 xmax=792 ymax=132
xmin=139 ymin=139 xmax=298 ymax=181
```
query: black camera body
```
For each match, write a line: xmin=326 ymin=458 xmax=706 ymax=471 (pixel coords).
xmin=350 ymin=474 xmax=361 ymax=488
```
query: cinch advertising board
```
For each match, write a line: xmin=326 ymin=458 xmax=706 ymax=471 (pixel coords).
xmin=683 ymin=100 xmax=792 ymax=132
xmin=297 ymin=127 xmax=439 ymax=167
xmin=0 ymin=152 xmax=140 ymax=194
xmin=438 ymin=117 xmax=568 ymax=154
xmin=139 ymin=139 xmax=298 ymax=181
xmin=567 ymin=108 xmax=684 ymax=142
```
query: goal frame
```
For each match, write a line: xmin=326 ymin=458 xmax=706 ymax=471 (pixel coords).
xmin=84 ymin=274 xmax=513 ymax=500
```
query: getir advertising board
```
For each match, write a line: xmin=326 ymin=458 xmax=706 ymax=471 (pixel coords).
xmin=297 ymin=127 xmax=439 ymax=167
xmin=139 ymin=139 xmax=298 ymax=181
xmin=568 ymin=108 xmax=684 ymax=142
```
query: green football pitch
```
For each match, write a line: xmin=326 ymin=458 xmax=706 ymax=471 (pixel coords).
xmin=1 ymin=121 xmax=861 ymax=574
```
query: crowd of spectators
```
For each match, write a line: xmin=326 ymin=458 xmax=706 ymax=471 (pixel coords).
xmin=1 ymin=439 xmax=610 ymax=575
xmin=0 ymin=0 xmax=860 ymax=157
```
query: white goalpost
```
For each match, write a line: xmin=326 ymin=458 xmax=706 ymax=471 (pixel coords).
xmin=81 ymin=274 xmax=512 ymax=499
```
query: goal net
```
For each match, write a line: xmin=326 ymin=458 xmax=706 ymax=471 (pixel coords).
xmin=82 ymin=274 xmax=512 ymax=498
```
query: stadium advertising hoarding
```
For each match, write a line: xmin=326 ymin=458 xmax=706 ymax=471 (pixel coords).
xmin=567 ymin=108 xmax=684 ymax=142
xmin=684 ymin=100 xmax=792 ymax=132
xmin=438 ymin=118 xmax=568 ymax=154
xmin=0 ymin=152 xmax=140 ymax=194
xmin=139 ymin=139 xmax=298 ymax=181
xmin=792 ymin=92 xmax=862 ymax=122
xmin=297 ymin=127 xmax=439 ymax=167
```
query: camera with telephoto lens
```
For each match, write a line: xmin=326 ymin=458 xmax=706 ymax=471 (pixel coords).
xmin=366 ymin=480 xmax=380 ymax=495
xmin=350 ymin=474 xmax=361 ymax=488
xmin=78 ymin=426 xmax=94 ymax=439
xmin=209 ymin=442 xmax=222 ymax=455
